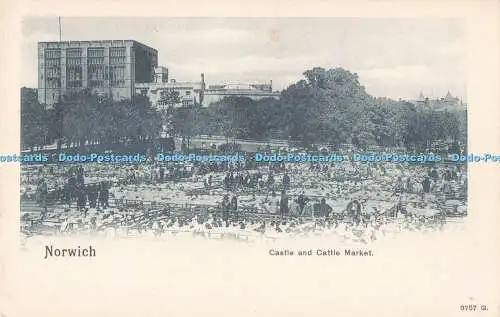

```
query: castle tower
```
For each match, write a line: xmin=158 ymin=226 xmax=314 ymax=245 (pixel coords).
xmin=418 ymin=91 xmax=425 ymax=101
xmin=445 ymin=91 xmax=453 ymax=101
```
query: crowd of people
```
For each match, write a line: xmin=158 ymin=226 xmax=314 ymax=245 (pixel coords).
xmin=20 ymin=148 xmax=468 ymax=243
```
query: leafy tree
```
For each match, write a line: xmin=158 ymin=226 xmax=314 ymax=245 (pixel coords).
xmin=158 ymin=89 xmax=181 ymax=112
xmin=21 ymin=87 xmax=48 ymax=150
xmin=165 ymin=66 xmax=467 ymax=150
xmin=45 ymin=90 xmax=162 ymax=149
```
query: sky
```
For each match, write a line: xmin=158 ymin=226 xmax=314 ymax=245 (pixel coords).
xmin=21 ymin=17 xmax=466 ymax=101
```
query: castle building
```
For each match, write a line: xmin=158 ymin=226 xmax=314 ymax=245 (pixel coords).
xmin=413 ymin=91 xmax=466 ymax=111
xmin=37 ymin=40 xmax=158 ymax=108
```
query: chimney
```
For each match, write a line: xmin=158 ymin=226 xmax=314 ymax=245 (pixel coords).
xmin=199 ymin=73 xmax=205 ymax=105
xmin=269 ymin=80 xmax=273 ymax=92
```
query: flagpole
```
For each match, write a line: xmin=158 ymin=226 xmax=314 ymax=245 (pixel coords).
xmin=57 ymin=17 xmax=62 ymax=105
xmin=58 ymin=17 xmax=62 ymax=41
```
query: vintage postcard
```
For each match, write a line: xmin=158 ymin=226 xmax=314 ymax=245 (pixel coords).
xmin=1 ymin=1 xmax=499 ymax=317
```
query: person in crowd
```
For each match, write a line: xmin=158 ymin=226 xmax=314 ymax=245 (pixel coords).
xmin=133 ymin=167 xmax=140 ymax=185
xmin=148 ymin=165 xmax=155 ymax=185
xmin=129 ymin=168 xmax=136 ymax=184
xmin=68 ymin=174 xmax=77 ymax=203
xmin=38 ymin=179 xmax=48 ymax=217
xmin=76 ymin=184 xmax=87 ymax=213
xmin=289 ymin=199 xmax=301 ymax=217
xmin=152 ymin=220 xmax=164 ymax=237
xmin=267 ymin=171 xmax=275 ymax=189
xmin=297 ymin=192 xmax=308 ymax=215
xmin=279 ymin=190 xmax=289 ymax=219
xmin=98 ymin=182 xmax=109 ymax=210
xmin=394 ymin=177 xmax=404 ymax=194
xmin=282 ymin=173 xmax=290 ymax=190
xmin=347 ymin=200 xmax=362 ymax=225
xmin=318 ymin=198 xmax=332 ymax=218
xmin=451 ymin=167 xmax=458 ymax=180
xmin=89 ymin=216 xmax=98 ymax=232
xmin=159 ymin=166 xmax=165 ymax=183
xmin=231 ymin=195 xmax=239 ymax=222
xmin=221 ymin=194 xmax=231 ymax=226
xmin=76 ymin=166 xmax=84 ymax=185
xmin=229 ymin=172 xmax=235 ymax=189
xmin=62 ymin=179 xmax=71 ymax=207
xmin=237 ymin=173 xmax=244 ymax=188
xmin=422 ymin=177 xmax=431 ymax=194
xmin=154 ymin=165 xmax=160 ymax=183
xmin=429 ymin=167 xmax=439 ymax=181
xmin=224 ymin=172 xmax=231 ymax=190
xmin=264 ymin=191 xmax=279 ymax=215
xmin=405 ymin=177 xmax=413 ymax=193
xmin=88 ymin=184 xmax=98 ymax=208
xmin=243 ymin=172 xmax=250 ymax=187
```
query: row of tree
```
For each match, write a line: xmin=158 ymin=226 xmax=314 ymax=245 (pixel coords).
xmin=21 ymin=67 xmax=467 ymax=151
xmin=21 ymin=88 xmax=162 ymax=151
xmin=170 ymin=67 xmax=466 ymax=151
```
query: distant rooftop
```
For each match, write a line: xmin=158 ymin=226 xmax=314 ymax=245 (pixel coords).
xmin=206 ymin=82 xmax=272 ymax=91
xmin=416 ymin=91 xmax=462 ymax=102
xmin=206 ymin=89 xmax=280 ymax=96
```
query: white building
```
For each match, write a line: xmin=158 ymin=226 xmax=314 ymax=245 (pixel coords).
xmin=135 ymin=67 xmax=280 ymax=109
xmin=203 ymin=81 xmax=280 ymax=106
xmin=135 ymin=68 xmax=203 ymax=109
